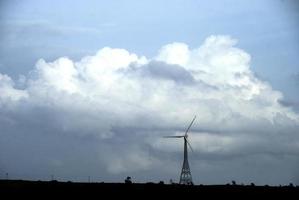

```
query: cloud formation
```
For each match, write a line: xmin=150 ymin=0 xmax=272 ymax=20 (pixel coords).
xmin=1 ymin=35 xmax=299 ymax=184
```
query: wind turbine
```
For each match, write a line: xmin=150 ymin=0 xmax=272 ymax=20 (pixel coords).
xmin=164 ymin=115 xmax=196 ymax=185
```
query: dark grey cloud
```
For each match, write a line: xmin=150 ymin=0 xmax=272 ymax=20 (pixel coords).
xmin=125 ymin=61 xmax=195 ymax=84
xmin=279 ymin=99 xmax=299 ymax=112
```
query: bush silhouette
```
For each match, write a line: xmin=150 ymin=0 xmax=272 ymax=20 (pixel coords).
xmin=125 ymin=176 xmax=132 ymax=184
xmin=289 ymin=183 xmax=294 ymax=187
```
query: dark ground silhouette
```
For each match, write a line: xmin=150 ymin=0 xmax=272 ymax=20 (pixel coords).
xmin=1 ymin=179 xmax=299 ymax=198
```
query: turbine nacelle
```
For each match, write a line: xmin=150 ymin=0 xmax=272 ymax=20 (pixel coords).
xmin=163 ymin=135 xmax=193 ymax=152
xmin=163 ymin=115 xmax=196 ymax=152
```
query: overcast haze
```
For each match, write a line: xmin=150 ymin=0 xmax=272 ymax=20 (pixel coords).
xmin=0 ymin=0 xmax=299 ymax=185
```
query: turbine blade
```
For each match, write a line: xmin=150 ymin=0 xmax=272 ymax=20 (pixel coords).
xmin=185 ymin=115 xmax=196 ymax=136
xmin=163 ymin=136 xmax=184 ymax=138
xmin=186 ymin=138 xmax=194 ymax=153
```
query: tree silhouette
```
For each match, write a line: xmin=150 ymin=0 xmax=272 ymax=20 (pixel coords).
xmin=125 ymin=176 xmax=132 ymax=184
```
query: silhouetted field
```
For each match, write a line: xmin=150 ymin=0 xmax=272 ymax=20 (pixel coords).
xmin=1 ymin=180 xmax=299 ymax=198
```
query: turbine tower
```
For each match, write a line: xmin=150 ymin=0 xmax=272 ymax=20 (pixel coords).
xmin=164 ymin=116 xmax=196 ymax=185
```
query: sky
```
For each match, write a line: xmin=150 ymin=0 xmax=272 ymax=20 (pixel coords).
xmin=0 ymin=0 xmax=299 ymax=185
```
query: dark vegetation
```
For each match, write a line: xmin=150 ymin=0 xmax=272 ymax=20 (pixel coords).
xmin=1 ymin=179 xmax=299 ymax=198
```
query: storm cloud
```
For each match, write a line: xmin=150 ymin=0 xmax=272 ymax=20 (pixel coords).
xmin=1 ymin=35 xmax=299 ymax=184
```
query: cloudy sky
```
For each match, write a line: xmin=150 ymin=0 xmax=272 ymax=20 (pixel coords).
xmin=0 ymin=0 xmax=299 ymax=185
